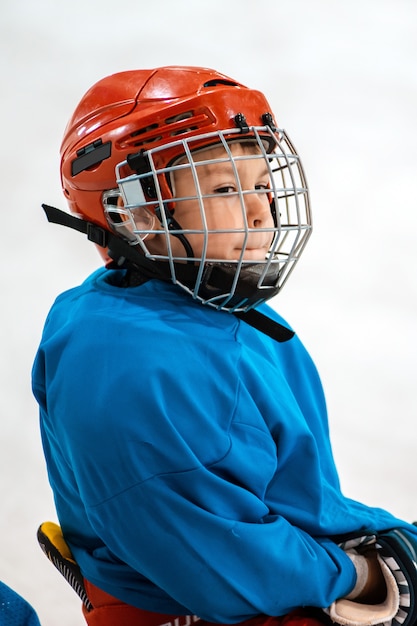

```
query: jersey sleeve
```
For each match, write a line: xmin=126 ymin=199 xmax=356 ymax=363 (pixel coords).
xmin=82 ymin=464 xmax=357 ymax=622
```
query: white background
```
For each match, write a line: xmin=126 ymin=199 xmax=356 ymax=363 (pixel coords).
xmin=1 ymin=1 xmax=417 ymax=624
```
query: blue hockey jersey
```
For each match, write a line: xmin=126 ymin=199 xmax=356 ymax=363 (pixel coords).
xmin=32 ymin=268 xmax=414 ymax=623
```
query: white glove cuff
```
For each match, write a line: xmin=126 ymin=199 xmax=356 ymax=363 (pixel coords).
xmin=327 ymin=554 xmax=400 ymax=626
xmin=345 ymin=553 xmax=370 ymax=600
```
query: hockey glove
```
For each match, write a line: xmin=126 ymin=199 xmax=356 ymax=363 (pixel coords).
xmin=327 ymin=527 xmax=417 ymax=626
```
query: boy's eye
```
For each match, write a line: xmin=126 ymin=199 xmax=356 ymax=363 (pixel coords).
xmin=213 ymin=183 xmax=270 ymax=194
xmin=214 ymin=186 xmax=235 ymax=194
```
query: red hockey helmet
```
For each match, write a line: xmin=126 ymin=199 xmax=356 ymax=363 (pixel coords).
xmin=58 ymin=66 xmax=312 ymax=312
xmin=61 ymin=66 xmax=273 ymax=232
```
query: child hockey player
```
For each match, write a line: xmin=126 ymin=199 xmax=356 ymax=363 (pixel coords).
xmin=33 ymin=66 xmax=417 ymax=626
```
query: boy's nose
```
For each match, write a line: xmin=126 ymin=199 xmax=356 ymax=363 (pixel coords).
xmin=244 ymin=192 xmax=272 ymax=228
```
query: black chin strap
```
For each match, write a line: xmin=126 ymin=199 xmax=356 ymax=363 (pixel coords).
xmin=42 ymin=204 xmax=167 ymax=281
xmin=234 ymin=309 xmax=294 ymax=342
xmin=41 ymin=204 xmax=294 ymax=343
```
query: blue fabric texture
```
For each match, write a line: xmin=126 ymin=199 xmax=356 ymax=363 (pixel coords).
xmin=32 ymin=268 xmax=417 ymax=623
xmin=0 ymin=582 xmax=41 ymax=626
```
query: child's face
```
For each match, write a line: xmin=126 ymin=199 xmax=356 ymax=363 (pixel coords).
xmin=146 ymin=142 xmax=275 ymax=262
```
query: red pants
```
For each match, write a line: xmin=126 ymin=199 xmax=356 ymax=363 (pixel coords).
xmin=82 ymin=579 xmax=327 ymax=626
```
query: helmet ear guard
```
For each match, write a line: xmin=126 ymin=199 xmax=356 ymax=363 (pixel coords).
xmin=102 ymin=190 xmax=156 ymax=245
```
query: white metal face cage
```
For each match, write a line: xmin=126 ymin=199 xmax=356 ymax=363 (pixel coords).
xmin=103 ymin=126 xmax=312 ymax=312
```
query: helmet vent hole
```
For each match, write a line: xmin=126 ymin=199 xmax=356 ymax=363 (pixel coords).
xmin=165 ymin=111 xmax=198 ymax=137
xmin=131 ymin=135 xmax=163 ymax=147
xmin=171 ymin=126 xmax=198 ymax=137
xmin=131 ymin=123 xmax=159 ymax=137
xmin=130 ymin=123 xmax=162 ymax=146
xmin=129 ymin=122 xmax=163 ymax=148
xmin=203 ymin=79 xmax=239 ymax=88
xmin=165 ymin=111 xmax=194 ymax=124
